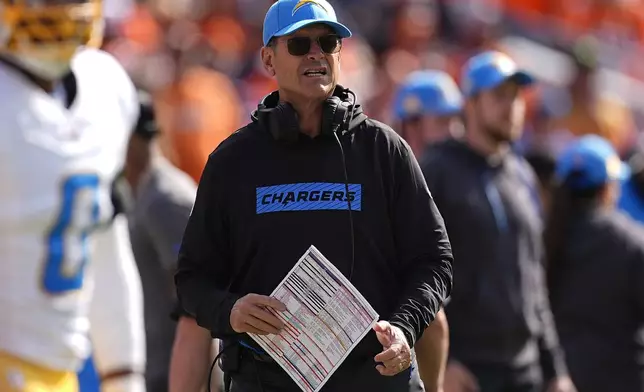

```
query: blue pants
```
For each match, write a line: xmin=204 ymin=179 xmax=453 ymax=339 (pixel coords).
xmin=77 ymin=356 xmax=100 ymax=392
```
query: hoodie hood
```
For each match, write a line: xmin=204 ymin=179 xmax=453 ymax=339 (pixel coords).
xmin=251 ymin=84 xmax=368 ymax=134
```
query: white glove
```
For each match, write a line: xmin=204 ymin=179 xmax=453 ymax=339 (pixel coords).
xmin=101 ymin=373 xmax=146 ymax=392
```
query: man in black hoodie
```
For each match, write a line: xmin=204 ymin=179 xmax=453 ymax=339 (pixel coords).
xmin=420 ymin=51 xmax=574 ymax=392
xmin=174 ymin=0 xmax=453 ymax=391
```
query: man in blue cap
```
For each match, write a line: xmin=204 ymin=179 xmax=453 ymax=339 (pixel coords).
xmin=392 ymin=69 xmax=464 ymax=392
xmin=260 ymin=0 xmax=351 ymax=117
xmin=544 ymin=135 xmax=644 ymax=392
xmin=393 ymin=70 xmax=464 ymax=158
xmin=175 ymin=0 xmax=454 ymax=391
xmin=420 ymin=51 xmax=576 ymax=392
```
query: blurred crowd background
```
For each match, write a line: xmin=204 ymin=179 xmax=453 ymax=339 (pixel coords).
xmin=102 ymin=0 xmax=644 ymax=183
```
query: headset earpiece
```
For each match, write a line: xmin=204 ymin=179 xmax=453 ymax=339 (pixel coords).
xmin=256 ymin=92 xmax=300 ymax=142
xmin=256 ymin=105 xmax=272 ymax=131
xmin=257 ymin=90 xmax=351 ymax=142
xmin=270 ymin=102 xmax=300 ymax=142
xmin=321 ymin=96 xmax=349 ymax=136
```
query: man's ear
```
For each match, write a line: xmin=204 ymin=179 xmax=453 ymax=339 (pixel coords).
xmin=260 ymin=46 xmax=276 ymax=77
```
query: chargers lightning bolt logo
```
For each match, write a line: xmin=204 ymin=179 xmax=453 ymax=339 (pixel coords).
xmin=292 ymin=0 xmax=328 ymax=15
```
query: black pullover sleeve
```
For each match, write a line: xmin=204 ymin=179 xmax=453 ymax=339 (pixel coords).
xmin=174 ymin=154 xmax=241 ymax=339
xmin=521 ymin=162 xmax=568 ymax=380
xmin=535 ymin=261 xmax=569 ymax=380
xmin=388 ymin=141 xmax=454 ymax=348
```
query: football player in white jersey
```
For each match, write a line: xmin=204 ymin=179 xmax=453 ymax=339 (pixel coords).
xmin=0 ymin=1 xmax=146 ymax=392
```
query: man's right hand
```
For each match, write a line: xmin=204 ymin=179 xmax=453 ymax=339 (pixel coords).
xmin=444 ymin=360 xmax=479 ymax=392
xmin=230 ymin=294 xmax=287 ymax=335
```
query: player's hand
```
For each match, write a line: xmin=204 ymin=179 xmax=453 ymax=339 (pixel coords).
xmin=230 ymin=293 xmax=287 ymax=335
xmin=373 ymin=321 xmax=412 ymax=376
xmin=444 ymin=360 xmax=479 ymax=392
xmin=545 ymin=376 xmax=576 ymax=392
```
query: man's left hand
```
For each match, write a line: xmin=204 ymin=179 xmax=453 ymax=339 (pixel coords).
xmin=373 ymin=321 xmax=412 ymax=376
xmin=546 ymin=376 xmax=576 ymax=392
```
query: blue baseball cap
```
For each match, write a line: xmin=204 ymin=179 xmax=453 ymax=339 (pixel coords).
xmin=262 ymin=0 xmax=352 ymax=46
xmin=461 ymin=51 xmax=535 ymax=97
xmin=393 ymin=70 xmax=463 ymax=121
xmin=556 ymin=135 xmax=630 ymax=190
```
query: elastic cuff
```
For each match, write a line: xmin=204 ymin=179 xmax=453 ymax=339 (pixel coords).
xmin=210 ymin=294 xmax=242 ymax=338
xmin=390 ymin=320 xmax=416 ymax=349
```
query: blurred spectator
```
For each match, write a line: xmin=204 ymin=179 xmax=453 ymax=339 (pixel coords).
xmin=550 ymin=0 xmax=644 ymax=50
xmin=392 ymin=69 xmax=464 ymax=156
xmin=391 ymin=69 xmax=463 ymax=392
xmin=123 ymin=93 xmax=200 ymax=392
xmin=103 ymin=2 xmax=246 ymax=182
xmin=545 ymin=135 xmax=644 ymax=392
xmin=420 ymin=52 xmax=574 ymax=392
xmin=500 ymin=0 xmax=549 ymax=31
xmin=544 ymin=37 xmax=636 ymax=155
xmin=153 ymin=67 xmax=244 ymax=182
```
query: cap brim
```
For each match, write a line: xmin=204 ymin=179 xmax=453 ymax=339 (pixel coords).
xmin=491 ymin=70 xmax=535 ymax=90
xmin=273 ymin=19 xmax=352 ymax=40
xmin=464 ymin=70 xmax=535 ymax=97
xmin=511 ymin=71 xmax=535 ymax=87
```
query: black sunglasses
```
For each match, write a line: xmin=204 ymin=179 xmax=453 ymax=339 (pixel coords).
xmin=285 ymin=34 xmax=342 ymax=56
